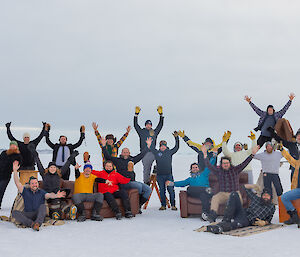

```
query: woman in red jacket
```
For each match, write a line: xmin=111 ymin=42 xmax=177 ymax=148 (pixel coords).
xmin=92 ymin=160 xmax=132 ymax=219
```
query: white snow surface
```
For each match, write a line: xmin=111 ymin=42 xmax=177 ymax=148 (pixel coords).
xmin=0 ymin=153 xmax=299 ymax=257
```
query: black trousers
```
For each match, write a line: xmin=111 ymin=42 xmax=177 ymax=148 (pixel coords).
xmin=257 ymin=135 xmax=272 ymax=147
xmin=217 ymin=192 xmax=249 ymax=232
xmin=187 ymin=186 xmax=212 ymax=213
xmin=104 ymin=190 xmax=131 ymax=213
xmin=263 ymin=173 xmax=283 ymax=196
xmin=0 ymin=178 xmax=10 ymax=207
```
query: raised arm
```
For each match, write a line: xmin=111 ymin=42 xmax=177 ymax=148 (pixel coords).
xmin=243 ymin=184 xmax=260 ymax=201
xmin=5 ymin=123 xmax=19 ymax=143
xmin=31 ymin=122 xmax=47 ymax=146
xmin=70 ymin=126 xmax=85 ymax=149
xmin=178 ymin=131 xmax=202 ymax=154
xmin=202 ymin=145 xmax=220 ymax=174
xmin=116 ymin=126 xmax=130 ymax=148
xmin=245 ymin=131 xmax=257 ymax=155
xmin=92 ymin=122 xmax=103 ymax=149
xmin=234 ymin=146 xmax=259 ymax=173
xmin=133 ymin=106 xmax=142 ymax=134
xmin=13 ymin=161 xmax=23 ymax=193
xmin=154 ymin=106 xmax=164 ymax=134
xmin=133 ymin=137 xmax=152 ymax=164
xmin=276 ymin=98 xmax=293 ymax=118
xmin=45 ymin=131 xmax=55 ymax=149
xmin=245 ymin=96 xmax=264 ymax=117
xmin=28 ymin=143 xmax=45 ymax=178
xmin=60 ymin=150 xmax=79 ymax=177
xmin=170 ymin=132 xmax=180 ymax=155
xmin=281 ymin=149 xmax=297 ymax=168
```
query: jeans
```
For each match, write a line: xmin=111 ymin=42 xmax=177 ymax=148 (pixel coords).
xmin=281 ymin=188 xmax=300 ymax=211
xmin=156 ymin=174 xmax=175 ymax=207
xmin=0 ymin=178 xmax=10 ymax=207
xmin=122 ymin=181 xmax=151 ymax=199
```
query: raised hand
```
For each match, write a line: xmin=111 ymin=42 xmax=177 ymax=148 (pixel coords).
xmin=45 ymin=123 xmax=51 ymax=132
xmin=13 ymin=161 xmax=20 ymax=172
xmin=80 ymin=125 xmax=85 ymax=133
xmin=92 ymin=122 xmax=98 ymax=131
xmin=248 ymin=131 xmax=256 ymax=140
xmin=135 ymin=106 xmax=141 ymax=115
xmin=74 ymin=163 xmax=81 ymax=170
xmin=172 ymin=131 xmax=179 ymax=137
xmin=146 ymin=137 xmax=153 ymax=148
xmin=178 ymin=130 xmax=185 ymax=138
xmin=244 ymin=95 xmax=252 ymax=103
xmin=157 ymin=105 xmax=163 ymax=115
xmin=222 ymin=131 xmax=231 ymax=142
xmin=5 ymin=122 xmax=11 ymax=128
xmin=126 ymin=126 xmax=131 ymax=133
xmin=289 ymin=92 xmax=295 ymax=101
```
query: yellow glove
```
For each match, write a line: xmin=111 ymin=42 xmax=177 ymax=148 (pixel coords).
xmin=254 ymin=219 xmax=267 ymax=227
xmin=248 ymin=131 xmax=256 ymax=140
xmin=135 ymin=106 xmax=141 ymax=115
xmin=222 ymin=131 xmax=231 ymax=142
xmin=157 ymin=105 xmax=163 ymax=115
xmin=178 ymin=130 xmax=185 ymax=138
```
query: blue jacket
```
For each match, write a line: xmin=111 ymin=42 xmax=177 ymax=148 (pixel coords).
xmin=174 ymin=157 xmax=216 ymax=188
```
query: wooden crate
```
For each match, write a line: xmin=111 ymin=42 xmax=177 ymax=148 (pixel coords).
xmin=18 ymin=170 xmax=38 ymax=185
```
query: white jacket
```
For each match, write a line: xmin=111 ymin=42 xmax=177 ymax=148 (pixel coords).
xmin=222 ymin=139 xmax=257 ymax=171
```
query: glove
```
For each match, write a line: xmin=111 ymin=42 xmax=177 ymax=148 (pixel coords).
xmin=178 ymin=130 xmax=185 ymax=138
xmin=135 ymin=106 xmax=141 ymax=115
xmin=243 ymin=144 xmax=248 ymax=150
xmin=254 ymin=219 xmax=267 ymax=227
xmin=173 ymin=131 xmax=179 ymax=137
xmin=222 ymin=131 xmax=231 ymax=142
xmin=5 ymin=122 xmax=11 ymax=128
xmin=157 ymin=105 xmax=163 ymax=115
xmin=248 ymin=131 xmax=256 ymax=140
xmin=80 ymin=125 xmax=85 ymax=133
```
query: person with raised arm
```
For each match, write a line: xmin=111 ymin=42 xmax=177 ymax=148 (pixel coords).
xmin=244 ymin=93 xmax=295 ymax=147
xmin=11 ymin=161 xmax=66 ymax=231
xmin=134 ymin=105 xmax=164 ymax=185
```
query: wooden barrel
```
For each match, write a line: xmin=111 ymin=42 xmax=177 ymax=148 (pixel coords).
xmin=18 ymin=170 xmax=38 ymax=185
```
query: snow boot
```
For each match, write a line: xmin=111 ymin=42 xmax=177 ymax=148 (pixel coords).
xmin=76 ymin=203 xmax=86 ymax=222
xmin=284 ymin=210 xmax=300 ymax=225
xmin=201 ymin=212 xmax=210 ymax=221
xmin=207 ymin=210 xmax=218 ymax=223
xmin=171 ymin=206 xmax=178 ymax=211
xmin=91 ymin=201 xmax=103 ymax=221
xmin=159 ymin=206 xmax=166 ymax=211
xmin=115 ymin=212 xmax=122 ymax=220
xmin=125 ymin=211 xmax=134 ymax=219
xmin=139 ymin=196 xmax=148 ymax=214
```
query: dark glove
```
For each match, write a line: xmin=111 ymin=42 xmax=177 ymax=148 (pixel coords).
xmin=5 ymin=122 xmax=11 ymax=128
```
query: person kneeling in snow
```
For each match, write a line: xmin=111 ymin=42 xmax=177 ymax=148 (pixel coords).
xmin=72 ymin=163 xmax=104 ymax=222
xmin=205 ymin=184 xmax=275 ymax=234
xmin=92 ymin=160 xmax=133 ymax=219
xmin=166 ymin=160 xmax=215 ymax=218
xmin=11 ymin=161 xmax=66 ymax=231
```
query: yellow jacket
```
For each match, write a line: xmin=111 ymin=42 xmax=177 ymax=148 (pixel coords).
xmin=74 ymin=173 xmax=97 ymax=194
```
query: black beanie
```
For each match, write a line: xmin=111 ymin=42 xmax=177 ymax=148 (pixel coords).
xmin=48 ymin=162 xmax=57 ymax=168
xmin=266 ymin=105 xmax=275 ymax=112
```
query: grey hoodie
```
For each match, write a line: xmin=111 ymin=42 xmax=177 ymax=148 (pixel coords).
xmin=253 ymin=150 xmax=283 ymax=174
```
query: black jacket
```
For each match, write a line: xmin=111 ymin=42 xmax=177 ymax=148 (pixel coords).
xmin=45 ymin=131 xmax=85 ymax=165
xmin=6 ymin=125 xmax=46 ymax=168
xmin=0 ymin=150 xmax=22 ymax=180
xmin=151 ymin=136 xmax=179 ymax=175
xmin=134 ymin=115 xmax=164 ymax=150
xmin=102 ymin=147 xmax=149 ymax=181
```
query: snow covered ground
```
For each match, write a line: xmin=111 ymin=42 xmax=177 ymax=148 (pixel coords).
xmin=0 ymin=153 xmax=299 ymax=257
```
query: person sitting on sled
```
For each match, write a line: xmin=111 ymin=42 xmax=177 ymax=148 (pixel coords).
xmin=204 ymin=184 xmax=275 ymax=234
xmin=244 ymin=93 xmax=295 ymax=147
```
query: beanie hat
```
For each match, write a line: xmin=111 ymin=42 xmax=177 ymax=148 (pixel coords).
xmin=23 ymin=132 xmax=30 ymax=139
xmin=266 ymin=105 xmax=275 ymax=112
xmin=145 ymin=120 xmax=152 ymax=126
xmin=10 ymin=141 xmax=18 ymax=147
xmin=48 ymin=161 xmax=57 ymax=168
xmin=84 ymin=162 xmax=93 ymax=171
xmin=204 ymin=138 xmax=213 ymax=145
xmin=233 ymin=142 xmax=244 ymax=152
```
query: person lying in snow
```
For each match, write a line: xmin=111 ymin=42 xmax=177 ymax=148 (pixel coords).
xmin=92 ymin=122 xmax=131 ymax=165
xmin=204 ymin=184 xmax=275 ymax=234
xmin=100 ymin=137 xmax=152 ymax=213
xmin=151 ymin=132 xmax=179 ymax=211
xmin=221 ymin=130 xmax=257 ymax=184
xmin=92 ymin=160 xmax=132 ymax=220
xmin=244 ymin=93 xmax=295 ymax=147
xmin=202 ymin=145 xmax=259 ymax=222
xmin=11 ymin=161 xmax=66 ymax=231
xmin=72 ymin=162 xmax=105 ymax=222
xmin=28 ymin=143 xmax=78 ymax=220
xmin=166 ymin=161 xmax=216 ymax=218
xmin=177 ymin=130 xmax=222 ymax=172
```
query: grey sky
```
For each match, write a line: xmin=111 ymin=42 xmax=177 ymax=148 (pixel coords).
xmin=0 ymin=0 xmax=299 ymax=152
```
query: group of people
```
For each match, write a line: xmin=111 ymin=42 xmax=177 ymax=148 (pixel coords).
xmin=0 ymin=93 xmax=300 ymax=233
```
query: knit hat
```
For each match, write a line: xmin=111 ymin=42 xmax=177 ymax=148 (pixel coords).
xmin=145 ymin=120 xmax=152 ymax=126
xmin=10 ymin=141 xmax=18 ymax=147
xmin=233 ymin=142 xmax=244 ymax=152
xmin=204 ymin=138 xmax=213 ymax=145
xmin=105 ymin=134 xmax=116 ymax=143
xmin=84 ymin=162 xmax=93 ymax=171
xmin=23 ymin=132 xmax=30 ymax=139
xmin=160 ymin=140 xmax=167 ymax=147
xmin=266 ymin=105 xmax=275 ymax=113
xmin=48 ymin=161 xmax=57 ymax=168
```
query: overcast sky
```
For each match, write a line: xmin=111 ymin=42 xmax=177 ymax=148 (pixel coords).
xmin=0 ymin=0 xmax=299 ymax=153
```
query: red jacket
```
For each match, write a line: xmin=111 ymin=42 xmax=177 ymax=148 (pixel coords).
xmin=92 ymin=169 xmax=130 ymax=194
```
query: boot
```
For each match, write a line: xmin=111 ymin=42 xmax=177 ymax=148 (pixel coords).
xmin=159 ymin=206 xmax=166 ymax=211
xmin=115 ymin=212 xmax=122 ymax=220
xmin=207 ymin=210 xmax=218 ymax=223
xmin=76 ymin=203 xmax=86 ymax=222
xmin=284 ymin=210 xmax=300 ymax=225
xmin=171 ymin=206 xmax=177 ymax=211
xmin=125 ymin=211 xmax=134 ymax=219
xmin=31 ymin=222 xmax=40 ymax=232
xmin=139 ymin=196 xmax=148 ymax=214
xmin=91 ymin=201 xmax=104 ymax=221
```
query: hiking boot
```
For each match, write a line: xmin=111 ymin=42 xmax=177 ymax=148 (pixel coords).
xmin=115 ymin=212 xmax=122 ymax=220
xmin=31 ymin=222 xmax=40 ymax=231
xmin=284 ymin=210 xmax=300 ymax=225
xmin=201 ymin=212 xmax=209 ymax=221
xmin=171 ymin=206 xmax=177 ymax=211
xmin=159 ymin=206 xmax=166 ymax=211
xmin=207 ymin=211 xmax=218 ymax=223
xmin=211 ymin=225 xmax=223 ymax=234
xmin=91 ymin=214 xmax=104 ymax=221
xmin=69 ymin=205 xmax=77 ymax=220
xmin=77 ymin=215 xmax=86 ymax=222
xmin=125 ymin=211 xmax=134 ymax=219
